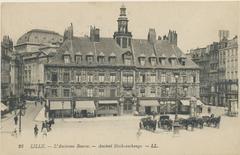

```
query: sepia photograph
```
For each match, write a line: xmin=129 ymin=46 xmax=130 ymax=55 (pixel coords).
xmin=0 ymin=1 xmax=239 ymax=155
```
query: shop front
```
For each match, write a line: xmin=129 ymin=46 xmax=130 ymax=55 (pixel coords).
xmin=74 ymin=100 xmax=96 ymax=118
xmin=96 ymin=100 xmax=119 ymax=116
xmin=139 ymin=100 xmax=159 ymax=115
xmin=180 ymin=98 xmax=204 ymax=115
xmin=49 ymin=100 xmax=72 ymax=118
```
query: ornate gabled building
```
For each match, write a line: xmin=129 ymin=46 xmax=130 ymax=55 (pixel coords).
xmin=44 ymin=5 xmax=200 ymax=117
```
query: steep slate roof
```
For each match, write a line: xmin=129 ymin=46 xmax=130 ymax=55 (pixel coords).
xmin=48 ymin=36 xmax=199 ymax=69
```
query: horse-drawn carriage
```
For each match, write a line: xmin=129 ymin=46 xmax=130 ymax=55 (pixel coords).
xmin=139 ymin=117 xmax=157 ymax=131
xmin=158 ymin=115 xmax=173 ymax=131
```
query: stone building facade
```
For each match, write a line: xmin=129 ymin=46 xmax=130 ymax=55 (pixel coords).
xmin=1 ymin=36 xmax=13 ymax=100
xmin=14 ymin=29 xmax=63 ymax=98
xmin=189 ymin=30 xmax=238 ymax=107
xmin=44 ymin=5 xmax=200 ymax=117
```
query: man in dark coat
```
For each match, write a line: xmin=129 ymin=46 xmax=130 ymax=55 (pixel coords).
xmin=14 ymin=115 xmax=18 ymax=125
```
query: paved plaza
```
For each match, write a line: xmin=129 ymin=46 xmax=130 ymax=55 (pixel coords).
xmin=1 ymin=102 xmax=240 ymax=155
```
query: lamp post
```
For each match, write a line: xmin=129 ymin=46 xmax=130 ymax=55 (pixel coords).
xmin=166 ymin=87 xmax=170 ymax=115
xmin=18 ymin=97 xmax=25 ymax=134
xmin=175 ymin=74 xmax=179 ymax=115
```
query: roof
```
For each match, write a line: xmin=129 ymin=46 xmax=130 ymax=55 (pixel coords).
xmin=47 ymin=36 xmax=199 ymax=69
xmin=16 ymin=29 xmax=63 ymax=45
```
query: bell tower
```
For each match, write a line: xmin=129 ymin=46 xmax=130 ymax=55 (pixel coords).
xmin=113 ymin=4 xmax=132 ymax=48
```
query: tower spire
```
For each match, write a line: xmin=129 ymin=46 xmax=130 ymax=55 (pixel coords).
xmin=113 ymin=5 xmax=132 ymax=48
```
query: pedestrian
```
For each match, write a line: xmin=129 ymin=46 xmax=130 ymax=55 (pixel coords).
xmin=34 ymin=124 xmax=39 ymax=137
xmin=12 ymin=125 xmax=18 ymax=137
xmin=35 ymin=101 xmax=37 ymax=107
xmin=40 ymin=99 xmax=43 ymax=106
xmin=41 ymin=121 xmax=46 ymax=131
xmin=136 ymin=128 xmax=142 ymax=140
xmin=42 ymin=126 xmax=47 ymax=138
xmin=14 ymin=115 xmax=18 ymax=125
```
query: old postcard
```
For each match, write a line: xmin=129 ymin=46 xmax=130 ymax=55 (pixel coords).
xmin=1 ymin=1 xmax=239 ymax=155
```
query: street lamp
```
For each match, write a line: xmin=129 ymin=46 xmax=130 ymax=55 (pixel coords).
xmin=174 ymin=74 xmax=179 ymax=115
xmin=18 ymin=97 xmax=25 ymax=133
xmin=165 ymin=87 xmax=170 ymax=115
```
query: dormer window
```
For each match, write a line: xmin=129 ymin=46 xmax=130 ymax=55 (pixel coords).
xmin=109 ymin=57 xmax=116 ymax=64
xmin=98 ymin=56 xmax=105 ymax=64
xmin=139 ymin=57 xmax=145 ymax=66
xmin=123 ymin=52 xmax=132 ymax=65
xmin=159 ymin=54 xmax=166 ymax=66
xmin=64 ymin=55 xmax=70 ymax=64
xmin=169 ymin=54 xmax=177 ymax=66
xmin=109 ymin=52 xmax=116 ymax=64
xmin=75 ymin=55 xmax=82 ymax=64
xmin=150 ymin=57 xmax=157 ymax=66
xmin=87 ymin=56 xmax=94 ymax=64
xmin=125 ymin=58 xmax=131 ymax=65
xmin=179 ymin=55 xmax=186 ymax=66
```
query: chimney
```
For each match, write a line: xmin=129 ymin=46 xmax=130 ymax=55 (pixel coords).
xmin=90 ymin=26 xmax=100 ymax=42
xmin=168 ymin=30 xmax=177 ymax=45
xmin=148 ymin=28 xmax=156 ymax=44
xmin=63 ymin=23 xmax=74 ymax=41
xmin=218 ymin=30 xmax=229 ymax=41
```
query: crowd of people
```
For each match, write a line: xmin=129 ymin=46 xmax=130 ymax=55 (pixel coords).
xmin=34 ymin=118 xmax=55 ymax=138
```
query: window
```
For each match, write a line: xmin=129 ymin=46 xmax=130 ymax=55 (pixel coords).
xmin=122 ymin=38 xmax=127 ymax=48
xmin=150 ymin=58 xmax=157 ymax=66
xmin=116 ymin=38 xmax=121 ymax=46
xmin=87 ymin=56 xmax=94 ymax=64
xmin=161 ymin=73 xmax=166 ymax=83
xmin=193 ymin=76 xmax=196 ymax=83
xmin=170 ymin=59 xmax=176 ymax=66
xmin=63 ymin=89 xmax=70 ymax=97
xmin=52 ymin=72 xmax=58 ymax=82
xmin=125 ymin=58 xmax=131 ymax=65
xmin=110 ymin=73 xmax=116 ymax=82
xmin=64 ymin=56 xmax=70 ymax=63
xmin=160 ymin=58 xmax=165 ymax=65
xmin=122 ymin=72 xmax=133 ymax=87
xmin=183 ymin=75 xmax=187 ymax=83
xmin=99 ymin=89 xmax=104 ymax=97
xmin=110 ymin=89 xmax=116 ymax=97
xmin=171 ymin=75 xmax=175 ymax=83
xmin=139 ymin=58 xmax=145 ymax=66
xmin=52 ymin=89 xmax=57 ymax=97
xmin=98 ymin=57 xmax=105 ymax=64
xmin=63 ymin=72 xmax=70 ymax=82
xmin=150 ymin=88 xmax=156 ymax=97
xmin=109 ymin=57 xmax=116 ymax=64
xmin=87 ymin=74 xmax=93 ymax=82
xmin=87 ymin=88 xmax=93 ymax=97
xmin=140 ymin=88 xmax=145 ymax=97
xmin=99 ymin=73 xmax=105 ymax=82
xmin=76 ymin=74 xmax=81 ymax=82
xmin=75 ymin=56 xmax=82 ymax=64
xmin=139 ymin=74 xmax=145 ymax=83
xmin=150 ymin=73 xmax=156 ymax=83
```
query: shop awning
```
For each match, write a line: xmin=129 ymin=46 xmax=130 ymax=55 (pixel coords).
xmin=197 ymin=100 xmax=204 ymax=106
xmin=98 ymin=100 xmax=118 ymax=105
xmin=75 ymin=101 xmax=95 ymax=110
xmin=139 ymin=100 xmax=159 ymax=107
xmin=50 ymin=101 xmax=71 ymax=110
xmin=180 ymin=100 xmax=205 ymax=106
xmin=1 ymin=102 xmax=8 ymax=111
xmin=180 ymin=100 xmax=190 ymax=106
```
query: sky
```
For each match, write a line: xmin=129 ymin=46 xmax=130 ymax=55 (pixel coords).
xmin=1 ymin=2 xmax=239 ymax=53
